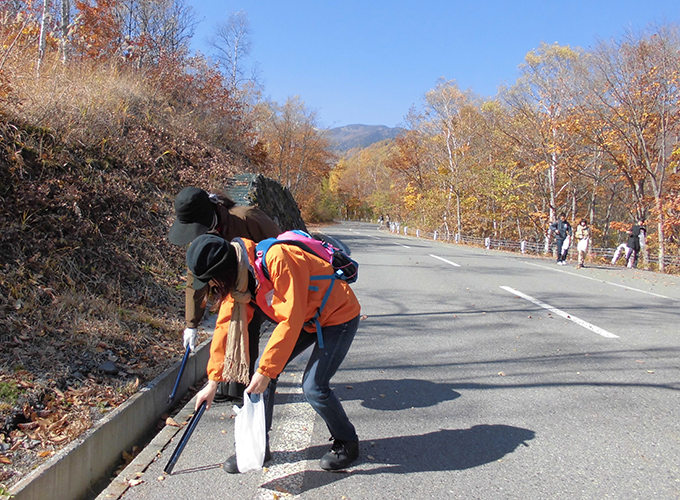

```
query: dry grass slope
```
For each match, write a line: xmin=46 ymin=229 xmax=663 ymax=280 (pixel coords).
xmin=0 ymin=58 xmax=256 ymax=489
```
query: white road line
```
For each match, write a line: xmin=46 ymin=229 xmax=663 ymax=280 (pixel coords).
xmin=523 ymin=262 xmax=672 ymax=299
xmin=256 ymin=387 xmax=315 ymax=499
xmin=396 ymin=243 xmax=411 ymax=248
xmin=429 ymin=254 xmax=460 ymax=267
xmin=500 ymin=286 xmax=620 ymax=339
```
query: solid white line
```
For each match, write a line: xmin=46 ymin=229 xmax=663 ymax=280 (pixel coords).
xmin=429 ymin=254 xmax=460 ymax=267
xmin=523 ymin=262 xmax=671 ymax=299
xmin=500 ymin=286 xmax=620 ymax=339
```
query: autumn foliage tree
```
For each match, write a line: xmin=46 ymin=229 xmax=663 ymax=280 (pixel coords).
xmin=332 ymin=25 xmax=680 ymax=271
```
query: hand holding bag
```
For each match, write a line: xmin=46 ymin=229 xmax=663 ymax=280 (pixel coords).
xmin=233 ymin=391 xmax=266 ymax=472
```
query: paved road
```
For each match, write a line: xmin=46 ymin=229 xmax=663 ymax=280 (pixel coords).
xmin=115 ymin=221 xmax=680 ymax=500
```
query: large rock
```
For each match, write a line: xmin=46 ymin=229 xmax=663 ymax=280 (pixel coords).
xmin=224 ymin=174 xmax=307 ymax=232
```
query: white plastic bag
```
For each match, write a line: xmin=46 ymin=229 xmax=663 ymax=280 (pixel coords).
xmin=577 ymin=238 xmax=589 ymax=253
xmin=233 ymin=391 xmax=266 ymax=473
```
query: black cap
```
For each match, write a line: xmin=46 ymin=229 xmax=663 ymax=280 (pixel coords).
xmin=168 ymin=187 xmax=216 ymax=245
xmin=186 ymin=234 xmax=235 ymax=290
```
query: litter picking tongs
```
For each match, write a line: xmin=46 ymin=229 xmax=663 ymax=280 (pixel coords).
xmin=167 ymin=345 xmax=191 ymax=406
xmin=164 ymin=400 xmax=207 ymax=474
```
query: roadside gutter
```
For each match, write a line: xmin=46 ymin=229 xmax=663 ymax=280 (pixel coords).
xmin=9 ymin=333 xmax=213 ymax=500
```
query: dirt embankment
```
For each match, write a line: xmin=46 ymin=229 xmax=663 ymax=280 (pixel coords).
xmin=0 ymin=116 xmax=249 ymax=489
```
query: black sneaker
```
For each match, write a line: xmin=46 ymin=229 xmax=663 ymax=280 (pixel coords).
xmin=223 ymin=446 xmax=271 ymax=474
xmin=319 ymin=439 xmax=359 ymax=471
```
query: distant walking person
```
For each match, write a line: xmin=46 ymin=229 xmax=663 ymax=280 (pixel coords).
xmin=575 ymin=219 xmax=590 ymax=268
xmin=549 ymin=213 xmax=573 ymax=265
xmin=625 ymin=218 xmax=646 ymax=268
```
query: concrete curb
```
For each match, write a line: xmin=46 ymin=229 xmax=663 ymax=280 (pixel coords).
xmin=9 ymin=337 xmax=212 ymax=500
xmin=94 ymin=384 xmax=203 ymax=500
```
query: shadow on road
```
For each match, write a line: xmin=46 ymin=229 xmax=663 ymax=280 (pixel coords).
xmin=335 ymin=378 xmax=461 ymax=411
xmin=260 ymin=424 xmax=536 ymax=493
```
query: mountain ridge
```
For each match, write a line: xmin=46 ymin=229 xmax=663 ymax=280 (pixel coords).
xmin=325 ymin=124 xmax=404 ymax=153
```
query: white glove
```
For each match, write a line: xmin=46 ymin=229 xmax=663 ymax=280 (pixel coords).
xmin=183 ymin=327 xmax=197 ymax=351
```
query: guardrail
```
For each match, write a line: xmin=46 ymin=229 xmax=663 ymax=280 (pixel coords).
xmin=370 ymin=220 xmax=680 ymax=269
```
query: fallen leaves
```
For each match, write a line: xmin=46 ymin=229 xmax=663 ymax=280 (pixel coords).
xmin=165 ymin=417 xmax=180 ymax=428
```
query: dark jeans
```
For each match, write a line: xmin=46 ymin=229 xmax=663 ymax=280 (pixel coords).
xmin=263 ymin=315 xmax=360 ymax=443
xmin=556 ymin=237 xmax=567 ymax=262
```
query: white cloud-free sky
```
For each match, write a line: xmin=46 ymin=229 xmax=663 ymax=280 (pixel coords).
xmin=187 ymin=1 xmax=680 ymax=128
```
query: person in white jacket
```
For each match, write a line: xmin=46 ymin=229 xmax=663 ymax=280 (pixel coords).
xmin=575 ymin=219 xmax=590 ymax=268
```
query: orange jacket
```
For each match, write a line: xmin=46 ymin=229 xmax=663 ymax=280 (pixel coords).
xmin=207 ymin=238 xmax=360 ymax=381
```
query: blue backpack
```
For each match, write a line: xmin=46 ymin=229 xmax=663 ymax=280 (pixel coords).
xmin=254 ymin=230 xmax=358 ymax=347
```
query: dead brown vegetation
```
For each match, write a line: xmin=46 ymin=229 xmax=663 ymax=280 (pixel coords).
xmin=0 ymin=53 xmax=258 ymax=489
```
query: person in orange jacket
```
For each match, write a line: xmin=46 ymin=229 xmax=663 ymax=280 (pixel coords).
xmin=187 ymin=233 xmax=361 ymax=472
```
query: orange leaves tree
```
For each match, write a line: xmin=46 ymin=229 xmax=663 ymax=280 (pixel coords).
xmin=255 ymin=96 xmax=336 ymax=219
xmin=372 ymin=27 xmax=679 ymax=270
xmin=576 ymin=26 xmax=680 ymax=271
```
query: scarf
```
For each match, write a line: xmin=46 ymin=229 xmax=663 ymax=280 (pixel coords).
xmin=221 ymin=238 xmax=251 ymax=384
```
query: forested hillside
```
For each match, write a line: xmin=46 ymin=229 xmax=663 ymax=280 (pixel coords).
xmin=326 ymin=124 xmax=404 ymax=154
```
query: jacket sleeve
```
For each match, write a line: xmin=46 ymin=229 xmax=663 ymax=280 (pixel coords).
xmin=185 ymin=268 xmax=207 ymax=328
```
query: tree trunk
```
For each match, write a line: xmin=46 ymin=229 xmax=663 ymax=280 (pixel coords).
xmin=60 ymin=0 xmax=70 ymax=64
xmin=37 ymin=0 xmax=49 ymax=77
xmin=654 ymin=194 xmax=665 ymax=272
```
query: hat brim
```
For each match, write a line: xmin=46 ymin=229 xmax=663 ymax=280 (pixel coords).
xmin=190 ymin=273 xmax=210 ymax=290
xmin=168 ymin=219 xmax=211 ymax=245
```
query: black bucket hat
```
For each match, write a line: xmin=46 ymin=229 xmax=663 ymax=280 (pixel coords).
xmin=186 ymin=234 xmax=236 ymax=290
xmin=168 ymin=187 xmax=216 ymax=245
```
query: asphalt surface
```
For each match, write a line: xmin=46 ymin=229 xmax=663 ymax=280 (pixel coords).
xmin=112 ymin=221 xmax=680 ymax=500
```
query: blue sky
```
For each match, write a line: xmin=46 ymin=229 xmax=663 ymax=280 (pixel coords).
xmin=187 ymin=1 xmax=680 ymax=129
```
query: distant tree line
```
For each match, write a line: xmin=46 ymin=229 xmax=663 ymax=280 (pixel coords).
xmin=328 ymin=26 xmax=680 ymax=272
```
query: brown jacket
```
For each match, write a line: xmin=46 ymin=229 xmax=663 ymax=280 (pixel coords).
xmin=185 ymin=204 xmax=280 ymax=327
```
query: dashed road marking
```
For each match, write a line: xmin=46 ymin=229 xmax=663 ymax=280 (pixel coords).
xmin=429 ymin=254 xmax=460 ymax=267
xmin=500 ymin=286 xmax=619 ymax=339
xmin=255 ymin=384 xmax=316 ymax=498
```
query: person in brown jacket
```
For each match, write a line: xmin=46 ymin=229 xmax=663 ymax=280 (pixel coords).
xmin=168 ymin=186 xmax=281 ymax=401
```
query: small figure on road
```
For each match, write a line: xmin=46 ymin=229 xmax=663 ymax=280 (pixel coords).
xmin=575 ymin=218 xmax=590 ymax=268
xmin=549 ymin=213 xmax=573 ymax=265
xmin=188 ymin=234 xmax=361 ymax=472
xmin=168 ymin=186 xmax=280 ymax=403
xmin=625 ymin=218 xmax=646 ymax=268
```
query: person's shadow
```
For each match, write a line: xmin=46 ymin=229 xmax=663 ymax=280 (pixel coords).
xmin=261 ymin=424 xmax=536 ymax=493
xmin=261 ymin=378 xmax=535 ymax=494
xmin=334 ymin=378 xmax=461 ymax=411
